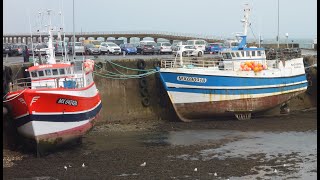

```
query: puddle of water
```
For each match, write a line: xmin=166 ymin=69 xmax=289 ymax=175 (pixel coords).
xmin=81 ymin=128 xmax=317 ymax=179
xmin=160 ymin=129 xmax=317 ymax=179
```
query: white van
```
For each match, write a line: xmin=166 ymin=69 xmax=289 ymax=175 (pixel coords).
xmin=186 ymin=39 xmax=207 ymax=51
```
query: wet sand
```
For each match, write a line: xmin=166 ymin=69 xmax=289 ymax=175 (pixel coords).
xmin=3 ymin=108 xmax=317 ymax=180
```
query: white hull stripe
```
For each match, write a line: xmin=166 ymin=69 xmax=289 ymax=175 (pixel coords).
xmin=18 ymin=119 xmax=91 ymax=137
xmin=166 ymin=80 xmax=307 ymax=90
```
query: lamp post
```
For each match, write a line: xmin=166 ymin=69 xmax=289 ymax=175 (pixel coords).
xmin=285 ymin=33 xmax=289 ymax=48
xmin=72 ymin=0 xmax=75 ymax=60
xmin=277 ymin=0 xmax=280 ymax=49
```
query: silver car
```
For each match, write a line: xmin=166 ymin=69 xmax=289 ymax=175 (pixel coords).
xmin=69 ymin=42 xmax=85 ymax=55
xmin=154 ymin=42 xmax=172 ymax=54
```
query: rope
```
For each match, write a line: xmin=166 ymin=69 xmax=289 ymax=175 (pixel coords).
xmin=106 ymin=59 xmax=154 ymax=72
xmin=12 ymin=64 xmax=24 ymax=81
xmin=93 ymin=60 xmax=159 ymax=80
xmin=93 ymin=70 xmax=157 ymax=80
xmin=3 ymin=89 xmax=27 ymax=103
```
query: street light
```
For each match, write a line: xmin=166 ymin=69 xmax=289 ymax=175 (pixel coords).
xmin=285 ymin=33 xmax=289 ymax=48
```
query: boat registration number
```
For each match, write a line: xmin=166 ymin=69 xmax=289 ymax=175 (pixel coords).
xmin=56 ymin=98 xmax=78 ymax=106
xmin=177 ymin=76 xmax=207 ymax=83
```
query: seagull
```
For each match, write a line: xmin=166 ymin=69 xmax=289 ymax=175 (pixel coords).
xmin=214 ymin=172 xmax=217 ymax=176
xmin=283 ymin=164 xmax=287 ymax=167
xmin=274 ymin=169 xmax=278 ymax=173
xmin=82 ymin=163 xmax=85 ymax=168
xmin=140 ymin=162 xmax=146 ymax=167
xmin=194 ymin=168 xmax=197 ymax=172
xmin=64 ymin=166 xmax=67 ymax=170
xmin=68 ymin=165 xmax=72 ymax=168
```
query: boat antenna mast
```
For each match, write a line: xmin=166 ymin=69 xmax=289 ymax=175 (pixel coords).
xmin=242 ymin=3 xmax=251 ymax=36
xmin=46 ymin=9 xmax=56 ymax=64
xmin=238 ymin=3 xmax=251 ymax=49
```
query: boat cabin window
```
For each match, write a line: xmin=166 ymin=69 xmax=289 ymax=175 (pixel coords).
xmin=222 ymin=52 xmax=232 ymax=59
xmin=38 ymin=71 xmax=44 ymax=77
xmin=257 ymin=51 xmax=261 ymax=56
xmin=66 ymin=67 xmax=71 ymax=74
xmin=31 ymin=71 xmax=38 ymax=78
xmin=241 ymin=51 xmax=244 ymax=57
xmin=45 ymin=69 xmax=52 ymax=76
xmin=59 ymin=68 xmax=66 ymax=75
xmin=246 ymin=51 xmax=250 ymax=57
xmin=252 ymin=51 xmax=256 ymax=56
xmin=235 ymin=52 xmax=240 ymax=57
xmin=231 ymin=52 xmax=236 ymax=57
xmin=52 ymin=69 xmax=58 ymax=75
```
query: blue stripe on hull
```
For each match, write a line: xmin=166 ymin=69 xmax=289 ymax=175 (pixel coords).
xmin=15 ymin=102 xmax=102 ymax=127
xmin=167 ymin=82 xmax=308 ymax=95
xmin=160 ymin=72 xmax=307 ymax=87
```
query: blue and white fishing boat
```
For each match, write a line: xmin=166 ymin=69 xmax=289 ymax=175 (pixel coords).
xmin=157 ymin=4 xmax=308 ymax=121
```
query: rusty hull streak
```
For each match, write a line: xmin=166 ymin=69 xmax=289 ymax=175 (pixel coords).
xmin=172 ymin=90 xmax=306 ymax=121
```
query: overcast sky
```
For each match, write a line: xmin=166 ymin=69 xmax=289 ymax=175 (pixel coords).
xmin=3 ymin=0 xmax=317 ymax=39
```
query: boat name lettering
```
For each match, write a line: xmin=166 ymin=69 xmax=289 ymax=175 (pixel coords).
xmin=291 ymin=63 xmax=303 ymax=68
xmin=56 ymin=98 xmax=78 ymax=106
xmin=38 ymin=65 xmax=53 ymax=69
xmin=177 ymin=76 xmax=207 ymax=83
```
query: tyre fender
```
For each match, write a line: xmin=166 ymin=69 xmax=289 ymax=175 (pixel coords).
xmin=137 ymin=59 xmax=146 ymax=69
xmin=141 ymin=97 xmax=150 ymax=107
xmin=140 ymin=87 xmax=149 ymax=97
xmin=139 ymin=78 xmax=147 ymax=88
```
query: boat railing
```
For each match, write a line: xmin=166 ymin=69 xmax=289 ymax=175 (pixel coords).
xmin=160 ymin=58 xmax=268 ymax=71
xmin=161 ymin=58 xmax=221 ymax=69
xmin=11 ymin=76 xmax=85 ymax=91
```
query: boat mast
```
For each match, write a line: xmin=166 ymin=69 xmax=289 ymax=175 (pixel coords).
xmin=46 ymin=9 xmax=56 ymax=64
xmin=242 ymin=3 xmax=250 ymax=36
xmin=29 ymin=13 xmax=36 ymax=66
xmin=238 ymin=4 xmax=250 ymax=49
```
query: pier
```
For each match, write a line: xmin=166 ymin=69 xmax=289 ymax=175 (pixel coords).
xmin=3 ymin=31 xmax=220 ymax=44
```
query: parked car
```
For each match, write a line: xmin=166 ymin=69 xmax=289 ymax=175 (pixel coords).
xmin=205 ymin=43 xmax=224 ymax=54
xmin=3 ymin=44 xmax=14 ymax=57
xmin=154 ymin=42 xmax=172 ymax=54
xmin=119 ymin=43 xmax=137 ymax=55
xmin=85 ymin=43 xmax=101 ymax=55
xmin=99 ymin=42 xmax=121 ymax=55
xmin=11 ymin=44 xmax=25 ymax=56
xmin=186 ymin=39 xmax=207 ymax=51
xmin=27 ymin=44 xmax=36 ymax=55
xmin=68 ymin=42 xmax=85 ymax=55
xmin=140 ymin=40 xmax=156 ymax=46
xmin=34 ymin=43 xmax=48 ymax=55
xmin=173 ymin=45 xmax=204 ymax=57
xmin=137 ymin=44 xmax=156 ymax=55
xmin=54 ymin=45 xmax=66 ymax=56
xmin=171 ymin=41 xmax=186 ymax=52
